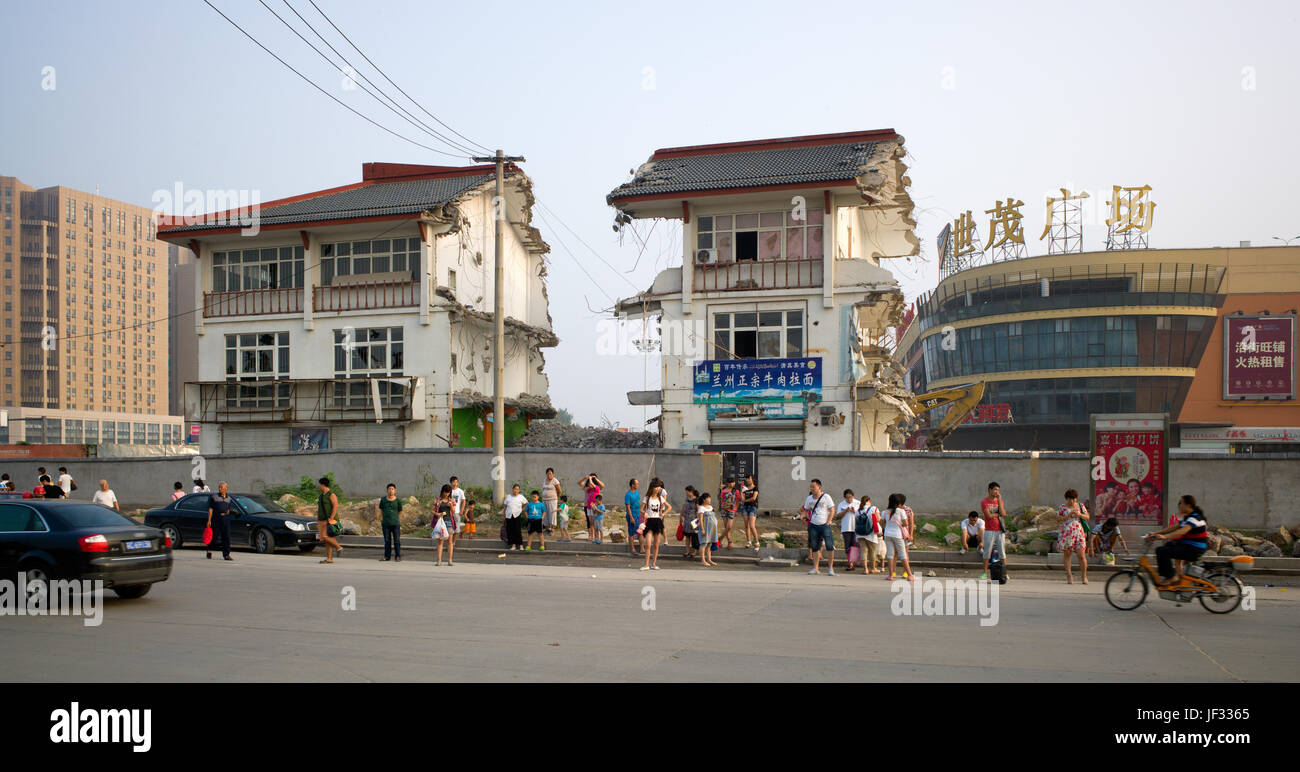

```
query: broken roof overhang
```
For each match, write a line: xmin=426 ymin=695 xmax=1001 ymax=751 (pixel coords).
xmin=437 ymin=288 xmax=559 ymax=347
xmin=452 ymin=389 xmax=556 ymax=418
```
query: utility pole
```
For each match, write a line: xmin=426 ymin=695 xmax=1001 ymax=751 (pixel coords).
xmin=472 ymin=149 xmax=525 ymax=506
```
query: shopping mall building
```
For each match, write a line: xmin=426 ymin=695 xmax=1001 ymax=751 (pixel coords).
xmin=895 ymin=245 xmax=1299 ymax=451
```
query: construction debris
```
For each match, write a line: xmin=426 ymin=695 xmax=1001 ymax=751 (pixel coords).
xmin=512 ymin=421 xmax=660 ymax=448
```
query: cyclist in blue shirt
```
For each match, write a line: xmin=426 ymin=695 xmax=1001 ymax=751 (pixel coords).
xmin=1147 ymin=494 xmax=1207 ymax=588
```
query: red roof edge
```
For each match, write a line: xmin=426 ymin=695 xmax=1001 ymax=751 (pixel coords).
xmin=361 ymin=162 xmax=500 ymax=181
xmin=650 ymin=129 xmax=899 ymax=160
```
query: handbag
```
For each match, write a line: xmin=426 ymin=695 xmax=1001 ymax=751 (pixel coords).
xmin=676 ymin=522 xmax=685 ymax=541
xmin=70 ymin=479 xmax=78 ymax=492
xmin=202 ymin=525 xmax=213 ymax=546
xmin=848 ymin=544 xmax=861 ymax=564
xmin=328 ymin=519 xmax=343 ymax=537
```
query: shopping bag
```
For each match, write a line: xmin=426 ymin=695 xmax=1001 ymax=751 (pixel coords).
xmin=848 ymin=544 xmax=861 ymax=564
xmin=202 ymin=526 xmax=213 ymax=546
xmin=676 ymin=522 xmax=685 ymax=541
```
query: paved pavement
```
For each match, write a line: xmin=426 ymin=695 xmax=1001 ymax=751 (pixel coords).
xmin=1 ymin=549 xmax=1296 ymax=682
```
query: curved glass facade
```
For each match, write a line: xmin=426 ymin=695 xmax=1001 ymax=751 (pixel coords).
xmin=978 ymin=376 xmax=1190 ymax=426
xmin=920 ymin=314 xmax=1214 ymax=382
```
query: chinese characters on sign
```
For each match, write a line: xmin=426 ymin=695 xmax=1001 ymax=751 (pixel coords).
xmin=963 ymin=402 xmax=1013 ymax=424
xmin=1091 ymin=415 xmax=1169 ymax=525
xmin=693 ymin=357 xmax=822 ymax=404
xmin=1223 ymin=314 xmax=1296 ymax=400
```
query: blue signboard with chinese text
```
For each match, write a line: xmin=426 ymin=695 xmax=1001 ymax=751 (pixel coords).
xmin=693 ymin=358 xmax=822 ymax=404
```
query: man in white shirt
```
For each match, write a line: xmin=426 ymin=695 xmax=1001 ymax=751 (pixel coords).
xmin=502 ymin=483 xmax=527 ymax=551
xmin=449 ymin=476 xmax=466 ymax=519
xmin=959 ymin=511 xmax=985 ymax=554
xmin=57 ymin=467 xmax=75 ymax=497
xmin=800 ymin=479 xmax=837 ymax=576
xmin=835 ymin=489 xmax=861 ymax=568
xmin=91 ymin=479 xmax=119 ymax=512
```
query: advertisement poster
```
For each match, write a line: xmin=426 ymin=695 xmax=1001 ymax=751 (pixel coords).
xmin=1223 ymin=313 xmax=1296 ymax=400
xmin=1090 ymin=414 xmax=1168 ymax=524
xmin=290 ymin=428 xmax=329 ymax=452
xmin=693 ymin=357 xmax=821 ymax=404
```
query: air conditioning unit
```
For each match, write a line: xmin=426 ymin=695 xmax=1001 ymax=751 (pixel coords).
xmin=694 ymin=248 xmax=718 ymax=265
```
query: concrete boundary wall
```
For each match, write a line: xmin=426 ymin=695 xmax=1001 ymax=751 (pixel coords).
xmin=13 ymin=448 xmax=1298 ymax=530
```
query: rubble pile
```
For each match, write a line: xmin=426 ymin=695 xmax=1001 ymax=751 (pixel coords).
xmin=512 ymin=421 xmax=660 ymax=449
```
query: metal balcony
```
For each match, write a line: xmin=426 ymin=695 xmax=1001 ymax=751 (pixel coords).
xmin=184 ymin=376 xmax=424 ymax=424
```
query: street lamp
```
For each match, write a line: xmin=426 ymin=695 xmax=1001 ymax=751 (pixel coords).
xmin=1272 ymin=236 xmax=1300 ymax=246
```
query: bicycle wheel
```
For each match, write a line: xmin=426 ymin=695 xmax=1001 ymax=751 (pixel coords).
xmin=1105 ymin=570 xmax=1148 ymax=610
xmin=1198 ymin=571 xmax=1244 ymax=614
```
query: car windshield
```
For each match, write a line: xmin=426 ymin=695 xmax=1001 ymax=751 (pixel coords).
xmin=235 ymin=494 xmax=287 ymax=515
xmin=47 ymin=504 xmax=137 ymax=529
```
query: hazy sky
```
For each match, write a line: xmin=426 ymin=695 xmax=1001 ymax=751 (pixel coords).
xmin=2 ymin=0 xmax=1296 ymax=427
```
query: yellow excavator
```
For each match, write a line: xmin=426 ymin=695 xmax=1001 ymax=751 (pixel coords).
xmin=903 ymin=381 xmax=987 ymax=451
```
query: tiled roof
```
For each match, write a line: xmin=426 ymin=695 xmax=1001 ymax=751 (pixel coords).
xmin=158 ymin=172 xmax=493 ymax=234
xmin=607 ymin=133 xmax=894 ymax=204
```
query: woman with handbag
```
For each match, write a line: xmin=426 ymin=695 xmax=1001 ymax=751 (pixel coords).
xmin=1057 ymin=488 xmax=1090 ymax=584
xmin=316 ymin=476 xmax=343 ymax=564
xmin=432 ymin=484 xmax=458 ymax=566
xmin=882 ymin=493 xmax=914 ymax=581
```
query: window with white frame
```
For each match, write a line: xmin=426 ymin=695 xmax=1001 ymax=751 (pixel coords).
xmin=224 ymin=332 xmax=290 ymax=408
xmin=696 ymin=209 xmax=825 ymax=263
xmin=332 ymin=326 xmax=405 ymax=407
xmin=712 ymin=309 xmax=804 ymax=359
xmin=212 ymin=246 xmax=304 ymax=291
xmin=319 ymin=237 xmax=421 ymax=285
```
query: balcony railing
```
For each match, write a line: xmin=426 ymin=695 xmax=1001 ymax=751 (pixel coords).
xmin=313 ymin=280 xmax=419 ymax=313
xmin=693 ymin=257 xmax=823 ymax=293
xmin=185 ymin=376 xmax=422 ymax=424
xmin=203 ymin=288 xmax=304 ymax=318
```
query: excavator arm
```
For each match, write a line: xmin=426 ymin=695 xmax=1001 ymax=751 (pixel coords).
xmin=906 ymin=382 xmax=986 ymax=451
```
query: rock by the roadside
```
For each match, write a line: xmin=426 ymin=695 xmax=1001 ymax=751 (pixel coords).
xmin=277 ymin=493 xmax=302 ymax=509
xmin=944 ymin=532 xmax=960 ymax=545
xmin=1238 ymin=536 xmax=1263 ymax=549
xmin=608 ymin=529 xmax=626 ymax=543
xmin=921 ymin=522 xmax=937 ymax=534
xmin=341 ymin=520 xmax=362 ymax=536
xmin=1248 ymin=541 xmax=1281 ymax=558
xmin=1025 ymin=538 xmax=1052 ymax=554
xmin=1205 ymin=534 xmax=1222 ymax=552
xmin=926 ymin=570 xmax=937 ymax=577
xmin=1289 ymin=523 xmax=1300 ymax=539
xmin=1292 ymin=541 xmax=1300 ymax=558
xmin=760 ymin=531 xmax=781 ymax=541
xmin=294 ymin=505 xmax=316 ymax=519
xmin=1264 ymin=526 xmax=1294 ymax=549
xmin=1218 ymin=544 xmax=1245 ymax=557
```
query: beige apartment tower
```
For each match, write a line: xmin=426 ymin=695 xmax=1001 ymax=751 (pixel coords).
xmin=0 ymin=175 xmax=183 ymax=445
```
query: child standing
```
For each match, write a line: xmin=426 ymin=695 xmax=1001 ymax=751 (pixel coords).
xmin=525 ymin=490 xmax=547 ymax=551
xmin=462 ymin=497 xmax=477 ymax=540
xmin=555 ymin=495 xmax=572 ymax=542
xmin=590 ymin=494 xmax=606 ymax=543
xmin=680 ymin=485 xmax=699 ymax=559
xmin=696 ymin=492 xmax=719 ymax=567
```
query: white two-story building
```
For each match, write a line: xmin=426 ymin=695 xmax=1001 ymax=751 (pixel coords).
xmin=607 ymin=130 xmax=917 ymax=451
xmin=158 ymin=162 xmax=556 ymax=454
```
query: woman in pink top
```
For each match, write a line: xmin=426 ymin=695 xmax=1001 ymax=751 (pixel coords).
xmin=170 ymin=481 xmax=185 ymax=502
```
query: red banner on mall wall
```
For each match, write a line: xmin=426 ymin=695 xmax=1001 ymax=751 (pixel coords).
xmin=1223 ymin=313 xmax=1296 ymax=400
xmin=1089 ymin=414 xmax=1169 ymax=525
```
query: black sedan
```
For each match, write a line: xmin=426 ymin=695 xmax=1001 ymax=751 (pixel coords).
xmin=0 ymin=500 xmax=173 ymax=599
xmin=143 ymin=493 xmax=320 ymax=555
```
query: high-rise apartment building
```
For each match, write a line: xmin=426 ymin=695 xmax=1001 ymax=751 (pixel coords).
xmin=0 ymin=175 xmax=183 ymax=445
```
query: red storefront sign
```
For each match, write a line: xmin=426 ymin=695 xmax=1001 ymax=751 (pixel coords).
xmin=963 ymin=402 xmax=1013 ymax=424
xmin=1223 ymin=314 xmax=1296 ymax=400
xmin=1090 ymin=414 xmax=1169 ymax=525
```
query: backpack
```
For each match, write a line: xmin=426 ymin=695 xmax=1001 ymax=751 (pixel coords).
xmin=988 ymin=539 xmax=1008 ymax=584
xmin=855 ymin=505 xmax=879 ymax=536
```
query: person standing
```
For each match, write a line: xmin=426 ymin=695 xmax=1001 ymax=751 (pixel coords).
xmin=36 ymin=467 xmax=47 ymax=487
xmin=555 ymin=495 xmax=572 ymax=542
xmin=193 ymin=478 xmax=211 ymax=493
xmin=741 ymin=474 xmax=760 ymax=551
xmin=855 ymin=494 xmax=882 ymax=574
xmin=57 ymin=466 xmax=75 ymax=498
xmin=503 ymin=483 xmax=527 ymax=551
xmin=432 ymin=484 xmax=459 ymax=566
xmin=696 ymin=492 xmax=719 ymax=567
xmin=379 ymin=483 xmax=403 ymax=562
xmin=579 ymin=472 xmax=604 ymax=542
xmin=1057 ymin=489 xmax=1090 ymax=584
xmin=0 ymin=473 xmax=12 ymax=491
xmin=959 ymin=511 xmax=985 ymax=554
xmin=316 ymin=476 xmax=342 ymax=564
xmin=541 ymin=468 xmax=562 ymax=535
xmin=449 ymin=476 xmax=466 ymax=527
xmin=206 ymin=481 xmax=234 ymax=561
xmin=835 ymin=489 xmax=861 ymax=570
xmin=91 ymin=479 xmax=119 ymax=511
xmin=525 ymin=490 xmax=547 ymax=551
xmin=624 ymin=478 xmax=642 ymax=555
xmin=639 ymin=480 xmax=670 ymax=571
xmin=800 ymin=479 xmax=836 ymax=576
xmin=882 ymin=493 xmax=914 ymax=581
xmin=718 ymin=478 xmax=739 ymax=549
xmin=590 ymin=495 xmax=607 ymax=543
xmin=170 ymin=481 xmax=186 ymax=502
xmin=680 ymin=485 xmax=699 ymax=560
xmin=980 ymin=482 xmax=1008 ymax=580
xmin=461 ymin=497 xmax=477 ymax=540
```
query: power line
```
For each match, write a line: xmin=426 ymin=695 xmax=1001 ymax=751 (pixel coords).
xmin=272 ymin=0 xmax=481 ymax=157
xmin=201 ymin=0 xmax=466 ymax=160
xmin=306 ymin=0 xmax=493 ymax=155
xmin=536 ymin=201 xmax=644 ymax=295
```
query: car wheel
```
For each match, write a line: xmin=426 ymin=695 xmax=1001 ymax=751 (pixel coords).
xmin=113 ymin=585 xmax=152 ymax=599
xmin=162 ymin=523 xmax=182 ymax=549
xmin=298 ymin=544 xmax=317 ymax=553
xmin=253 ymin=528 xmax=276 ymax=554
xmin=20 ymin=560 xmax=54 ymax=586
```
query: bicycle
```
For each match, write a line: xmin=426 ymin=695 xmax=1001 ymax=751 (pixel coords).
xmin=1103 ymin=537 xmax=1251 ymax=614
